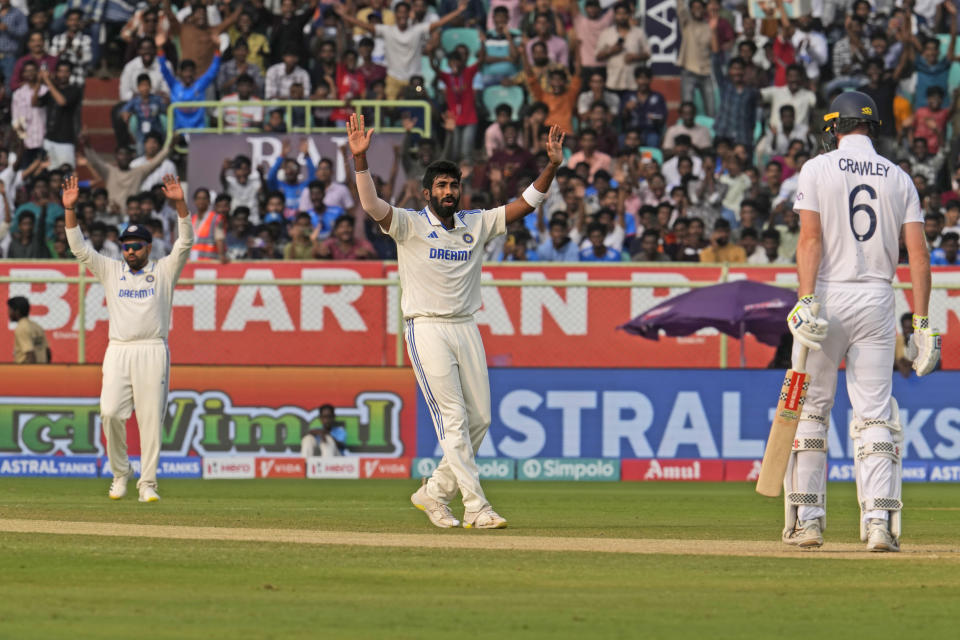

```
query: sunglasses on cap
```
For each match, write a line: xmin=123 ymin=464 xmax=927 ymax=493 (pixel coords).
xmin=122 ymin=242 xmax=146 ymax=252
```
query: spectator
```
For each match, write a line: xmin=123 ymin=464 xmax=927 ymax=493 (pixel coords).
xmin=283 ymin=212 xmax=315 ymax=260
xmin=311 ymin=39 xmax=337 ymax=95
xmin=432 ymin=48 xmax=482 ymax=162
xmin=301 ymin=181 xmax=334 ymax=236
xmin=713 ymin=54 xmax=759 ymax=154
xmin=677 ymin=0 xmax=713 ymax=117
xmin=767 ymin=0 xmax=795 ymax=88
xmin=301 ymin=404 xmax=345 ymax=458
xmin=0 ymin=0 xmax=27 ymax=89
xmin=907 ymin=86 xmax=950 ymax=155
xmin=411 ymin=0 xmax=439 ymax=26
xmin=566 ymin=129 xmax=611 ymax=181
xmin=217 ymin=38 xmax=263 ymax=97
xmin=336 ymin=0 xmax=470 ymax=100
xmin=159 ymin=52 xmax=222 ymax=131
xmin=163 ymin=2 xmax=239 ymax=79
xmin=86 ymin=220 xmax=121 ymax=259
xmin=931 ymin=231 xmax=960 ymax=265
xmin=316 ymin=214 xmax=376 ymax=259
xmin=484 ymin=103 xmax=513 ymax=158
xmin=7 ymin=296 xmax=48 ymax=363
xmin=924 ymin=211 xmax=944 ymax=248
xmin=120 ymin=73 xmax=165 ymax=154
xmin=571 ymin=0 xmax=613 ymax=80
xmin=268 ymin=0 xmax=312 ymax=65
xmin=524 ymin=51 xmax=581 ymax=134
xmin=736 ymin=40 xmax=768 ymax=89
xmin=524 ymin=10 xmax=568 ymax=66
xmin=791 ymin=13 xmax=828 ymax=84
xmin=264 ymin=47 xmax=309 ymax=99
xmin=828 ymin=15 xmax=869 ymax=94
xmin=761 ymin=64 xmax=816 ymax=133
xmin=860 ymin=55 xmax=910 ymax=160
xmin=501 ymin=228 xmax=537 ymax=261
xmin=121 ymin=2 xmax=173 ymax=55
xmin=81 ymin=138 xmax=170 ymax=214
xmin=267 ymin=139 xmax=315 ymax=219
xmin=944 ymin=200 xmax=960 ymax=236
xmin=595 ymin=2 xmax=650 ymax=97
xmin=124 ymin=7 xmax=177 ymax=64
xmin=330 ymin=49 xmax=367 ymax=125
xmin=220 ymin=154 xmax=261 ymax=223
xmin=738 ymin=226 xmax=759 ymax=260
xmin=129 ymin=131 xmax=176 ymax=192
xmin=748 ymin=228 xmax=790 ymax=264
xmin=7 ymin=209 xmax=47 ymax=258
xmin=699 ymin=218 xmax=745 ymax=263
xmin=908 ymin=137 xmax=946 ymax=185
xmin=663 ymin=101 xmax=712 ymax=153
xmin=356 ymin=36 xmax=386 ymax=87
xmin=191 ymin=188 xmax=227 ymax=262
xmin=537 ymin=215 xmax=579 ymax=261
xmin=145 ymin=217 xmax=169 ymax=259
xmin=773 ymin=207 xmax=800 ymax=261
xmin=224 ymin=207 xmax=251 ymax=260
xmin=719 ymin=155 xmax=750 ymax=216
xmin=38 ymin=62 xmax=82 ymax=169
xmin=49 ymin=9 xmax=92 ymax=86
xmin=298 ymin=157 xmax=354 ymax=215
xmin=249 ymin=218 xmax=284 ymax=259
xmin=894 ymin=312 xmax=914 ymax=378
xmin=221 ymin=73 xmax=264 ymax=129
xmin=10 ymin=60 xmax=46 ymax=166
xmin=622 ymin=67 xmax=666 ymax=147
xmin=230 ymin=12 xmax=269 ymax=71
xmin=11 ymin=29 xmax=56 ymax=90
xmin=579 ymin=221 xmax=621 ymax=262
xmin=115 ymin=38 xmax=170 ymax=148
xmin=756 ymin=105 xmax=811 ymax=161
xmin=911 ymin=25 xmax=957 ymax=109
xmin=629 ymin=229 xmax=670 ymax=262
xmin=488 ymin=120 xmax=533 ymax=196
xmin=577 ymin=70 xmax=620 ymax=122
xmin=662 ymin=135 xmax=703 ymax=186
xmin=354 ymin=0 xmax=396 ymax=35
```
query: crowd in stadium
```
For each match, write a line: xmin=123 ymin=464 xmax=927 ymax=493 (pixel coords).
xmin=1 ymin=0 xmax=960 ymax=265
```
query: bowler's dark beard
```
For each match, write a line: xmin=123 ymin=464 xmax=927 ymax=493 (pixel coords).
xmin=430 ymin=194 xmax=459 ymax=220
xmin=124 ymin=253 xmax=149 ymax=271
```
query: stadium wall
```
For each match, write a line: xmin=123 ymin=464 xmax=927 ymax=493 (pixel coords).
xmin=0 ymin=365 xmax=957 ymax=482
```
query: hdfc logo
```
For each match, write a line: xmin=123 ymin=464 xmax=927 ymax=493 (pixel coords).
xmin=361 ymin=458 xmax=411 ymax=479
xmin=202 ymin=456 xmax=256 ymax=479
xmin=256 ymin=457 xmax=306 ymax=478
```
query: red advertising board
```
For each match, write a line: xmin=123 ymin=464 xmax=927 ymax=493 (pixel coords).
xmin=0 ymin=365 xmax=418 ymax=460
xmin=359 ymin=457 xmax=412 ymax=478
xmin=724 ymin=460 xmax=764 ymax=482
xmin=3 ymin=262 xmax=958 ymax=368
xmin=622 ymin=459 xmax=725 ymax=481
xmin=256 ymin=457 xmax=306 ymax=478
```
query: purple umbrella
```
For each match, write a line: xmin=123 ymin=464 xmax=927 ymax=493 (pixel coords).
xmin=619 ymin=280 xmax=795 ymax=347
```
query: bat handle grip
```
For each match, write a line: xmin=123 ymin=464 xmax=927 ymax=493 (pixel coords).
xmin=795 ymin=302 xmax=820 ymax=373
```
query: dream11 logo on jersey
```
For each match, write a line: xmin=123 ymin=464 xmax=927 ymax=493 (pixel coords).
xmin=0 ymin=392 xmax=404 ymax=458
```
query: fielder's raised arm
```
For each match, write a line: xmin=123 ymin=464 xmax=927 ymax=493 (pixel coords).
xmin=502 ymin=124 xmax=565 ymax=225
xmin=347 ymin=113 xmax=394 ymax=230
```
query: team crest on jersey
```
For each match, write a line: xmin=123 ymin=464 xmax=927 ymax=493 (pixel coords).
xmin=463 ymin=233 xmax=474 ymax=244
xmin=146 ymin=274 xmax=155 ymax=283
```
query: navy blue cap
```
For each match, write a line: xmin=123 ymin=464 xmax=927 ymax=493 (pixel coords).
xmin=119 ymin=224 xmax=153 ymax=243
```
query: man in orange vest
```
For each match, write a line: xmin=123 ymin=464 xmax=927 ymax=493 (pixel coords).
xmin=190 ymin=188 xmax=227 ymax=262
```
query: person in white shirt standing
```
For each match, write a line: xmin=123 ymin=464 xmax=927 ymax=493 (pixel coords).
xmin=347 ymin=113 xmax=565 ymax=530
xmin=62 ymin=173 xmax=194 ymax=503
xmin=784 ymin=91 xmax=940 ymax=552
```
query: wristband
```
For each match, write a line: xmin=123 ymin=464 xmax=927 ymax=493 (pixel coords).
xmin=913 ymin=315 xmax=929 ymax=330
xmin=798 ymin=294 xmax=815 ymax=306
xmin=521 ymin=184 xmax=546 ymax=208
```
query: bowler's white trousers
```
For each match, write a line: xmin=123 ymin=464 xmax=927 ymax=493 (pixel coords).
xmin=101 ymin=339 xmax=170 ymax=489
xmin=792 ymin=283 xmax=897 ymax=523
xmin=406 ymin=316 xmax=492 ymax=513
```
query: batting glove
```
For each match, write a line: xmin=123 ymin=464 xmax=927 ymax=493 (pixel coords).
xmin=910 ymin=315 xmax=941 ymax=377
xmin=788 ymin=295 xmax=828 ymax=350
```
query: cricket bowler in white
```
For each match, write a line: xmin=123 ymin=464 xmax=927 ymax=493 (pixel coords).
xmin=62 ymin=175 xmax=194 ymax=503
xmin=784 ymin=91 xmax=940 ymax=551
xmin=347 ymin=113 xmax=565 ymax=529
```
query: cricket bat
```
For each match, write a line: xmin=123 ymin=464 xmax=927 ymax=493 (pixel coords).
xmin=756 ymin=307 xmax=817 ymax=497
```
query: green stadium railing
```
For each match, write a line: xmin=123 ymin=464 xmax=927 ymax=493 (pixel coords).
xmin=164 ymin=99 xmax=433 ymax=150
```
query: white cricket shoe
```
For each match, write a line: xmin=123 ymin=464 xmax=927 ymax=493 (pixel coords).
xmin=463 ymin=507 xmax=508 ymax=529
xmin=866 ymin=518 xmax=900 ymax=552
xmin=782 ymin=519 xmax=823 ymax=548
xmin=410 ymin=486 xmax=459 ymax=528
xmin=108 ymin=472 xmax=131 ymax=500
xmin=138 ymin=486 xmax=161 ymax=503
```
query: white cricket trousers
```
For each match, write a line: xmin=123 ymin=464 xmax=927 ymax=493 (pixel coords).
xmin=100 ymin=340 xmax=170 ymax=490
xmin=405 ymin=316 xmax=492 ymax=513
xmin=792 ymin=283 xmax=896 ymax=523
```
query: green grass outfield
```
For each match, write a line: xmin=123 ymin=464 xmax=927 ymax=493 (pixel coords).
xmin=1 ymin=479 xmax=958 ymax=640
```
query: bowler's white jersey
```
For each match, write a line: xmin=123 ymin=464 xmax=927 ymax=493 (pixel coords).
xmin=388 ymin=205 xmax=506 ymax=318
xmin=66 ymin=217 xmax=194 ymax=341
xmin=793 ymin=134 xmax=923 ymax=284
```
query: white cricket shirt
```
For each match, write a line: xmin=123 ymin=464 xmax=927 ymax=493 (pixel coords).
xmin=66 ymin=217 xmax=194 ymax=342
xmin=793 ymin=135 xmax=923 ymax=284
xmin=388 ymin=205 xmax=506 ymax=318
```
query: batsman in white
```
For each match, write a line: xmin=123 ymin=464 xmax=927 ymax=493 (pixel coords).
xmin=347 ymin=113 xmax=565 ymax=529
xmin=784 ymin=91 xmax=940 ymax=551
xmin=62 ymin=174 xmax=194 ymax=503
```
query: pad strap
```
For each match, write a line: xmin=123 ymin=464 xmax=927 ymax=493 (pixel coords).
xmin=799 ymin=412 xmax=827 ymax=425
xmin=850 ymin=417 xmax=901 ymax=440
xmin=856 ymin=440 xmax=901 ymax=461
xmin=861 ymin=497 xmax=903 ymax=512
xmin=792 ymin=437 xmax=827 ymax=452
xmin=787 ymin=492 xmax=825 ymax=507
